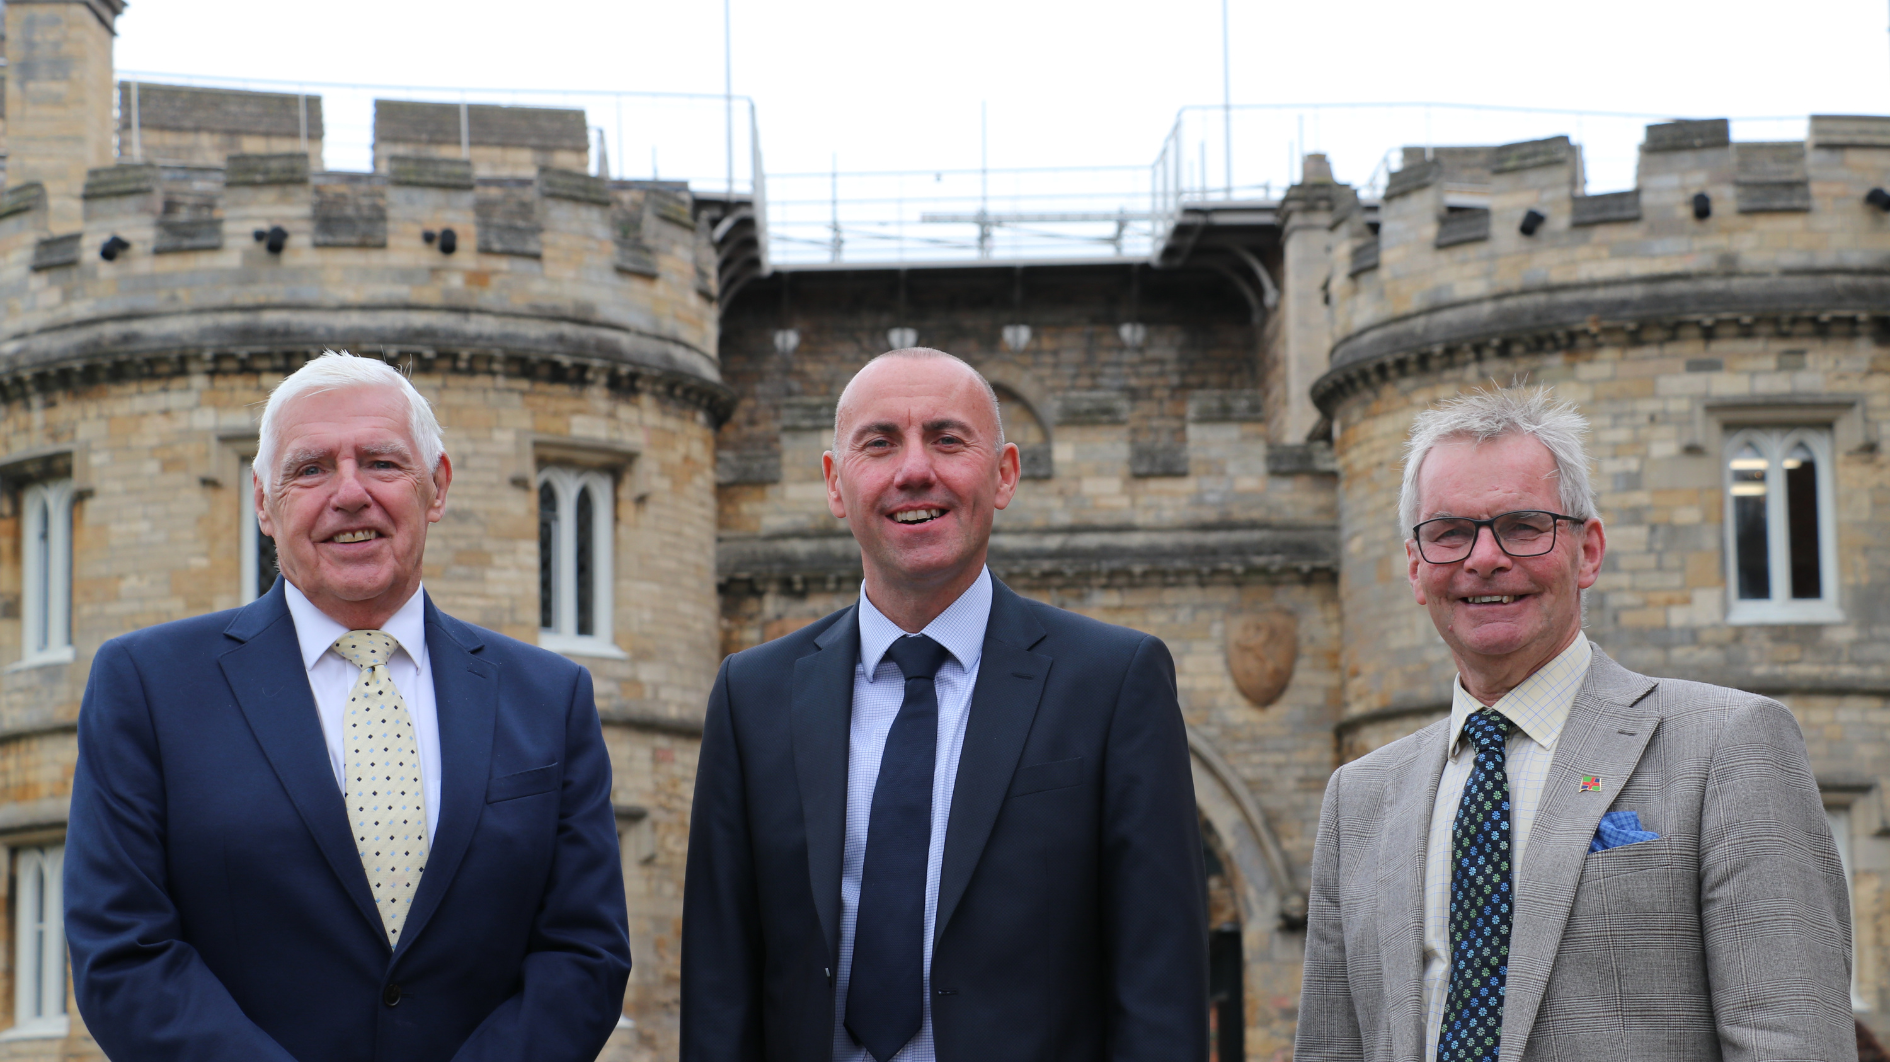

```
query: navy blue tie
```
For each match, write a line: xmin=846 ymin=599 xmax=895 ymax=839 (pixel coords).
xmin=846 ymin=634 xmax=950 ymax=1062
xmin=1438 ymin=708 xmax=1517 ymax=1062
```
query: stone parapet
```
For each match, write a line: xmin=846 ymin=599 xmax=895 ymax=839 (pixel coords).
xmin=0 ymin=162 xmax=723 ymax=402
xmin=1317 ymin=116 xmax=1890 ymax=416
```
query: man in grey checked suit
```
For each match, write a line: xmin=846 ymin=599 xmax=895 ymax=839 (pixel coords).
xmin=1295 ymin=387 xmax=1852 ymax=1062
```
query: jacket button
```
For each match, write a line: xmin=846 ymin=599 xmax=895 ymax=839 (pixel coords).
xmin=382 ymin=984 xmax=401 ymax=1007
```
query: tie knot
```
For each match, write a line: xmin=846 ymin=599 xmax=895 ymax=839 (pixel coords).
xmin=1461 ymin=708 xmax=1515 ymax=754
xmin=883 ymin=634 xmax=951 ymax=682
xmin=332 ymin=630 xmax=399 ymax=670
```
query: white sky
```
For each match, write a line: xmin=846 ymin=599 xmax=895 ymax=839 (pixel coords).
xmin=112 ymin=0 xmax=1890 ymax=262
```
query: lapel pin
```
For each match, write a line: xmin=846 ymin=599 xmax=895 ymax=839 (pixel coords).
xmin=1580 ymin=776 xmax=1602 ymax=793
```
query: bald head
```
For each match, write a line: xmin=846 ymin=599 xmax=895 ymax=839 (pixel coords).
xmin=833 ymin=348 xmax=1004 ymax=452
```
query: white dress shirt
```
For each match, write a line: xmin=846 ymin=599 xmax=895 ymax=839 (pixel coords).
xmin=831 ymin=568 xmax=993 ymax=1062
xmin=1419 ymin=632 xmax=1591 ymax=1062
xmin=283 ymin=581 xmax=443 ymax=842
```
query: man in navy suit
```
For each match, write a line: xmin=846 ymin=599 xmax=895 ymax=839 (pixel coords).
xmin=682 ymin=348 xmax=1208 ymax=1062
xmin=64 ymin=352 xmax=631 ymax=1061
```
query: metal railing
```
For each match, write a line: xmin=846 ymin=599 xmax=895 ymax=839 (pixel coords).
xmin=108 ymin=73 xmax=1814 ymax=270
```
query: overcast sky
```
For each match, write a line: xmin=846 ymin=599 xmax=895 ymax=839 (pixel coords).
xmin=111 ymin=0 xmax=1890 ymax=261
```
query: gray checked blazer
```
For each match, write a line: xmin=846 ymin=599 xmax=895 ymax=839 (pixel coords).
xmin=1295 ymin=647 xmax=1853 ymax=1062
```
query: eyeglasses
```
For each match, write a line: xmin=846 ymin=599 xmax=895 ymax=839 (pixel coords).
xmin=1411 ymin=510 xmax=1587 ymax=564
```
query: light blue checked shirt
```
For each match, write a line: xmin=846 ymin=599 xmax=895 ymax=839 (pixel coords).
xmin=831 ymin=568 xmax=992 ymax=1062
xmin=1420 ymin=632 xmax=1592 ymax=1062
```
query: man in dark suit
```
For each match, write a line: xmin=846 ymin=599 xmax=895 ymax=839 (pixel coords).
xmin=64 ymin=352 xmax=631 ymax=1062
xmin=682 ymin=348 xmax=1207 ymax=1062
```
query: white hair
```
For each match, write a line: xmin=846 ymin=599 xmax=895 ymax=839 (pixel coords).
xmin=1398 ymin=386 xmax=1597 ymax=537
xmin=832 ymin=347 xmax=1005 ymax=450
xmin=254 ymin=351 xmax=445 ymax=496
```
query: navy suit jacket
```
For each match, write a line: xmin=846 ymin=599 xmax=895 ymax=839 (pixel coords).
xmin=64 ymin=580 xmax=631 ymax=1062
xmin=681 ymin=578 xmax=1208 ymax=1062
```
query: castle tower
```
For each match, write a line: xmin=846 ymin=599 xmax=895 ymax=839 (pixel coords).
xmin=4 ymin=0 xmax=126 ymax=230
xmin=1309 ymin=116 xmax=1890 ymax=1015
xmin=0 ymin=37 xmax=727 ymax=1057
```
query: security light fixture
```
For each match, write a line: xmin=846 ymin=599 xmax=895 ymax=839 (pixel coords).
xmin=265 ymin=226 xmax=288 ymax=254
xmin=1519 ymin=209 xmax=1546 ymax=236
xmin=438 ymin=228 xmax=458 ymax=255
xmin=1692 ymin=193 xmax=1712 ymax=220
xmin=1867 ymin=188 xmax=1890 ymax=212
xmin=99 ymin=235 xmax=131 ymax=261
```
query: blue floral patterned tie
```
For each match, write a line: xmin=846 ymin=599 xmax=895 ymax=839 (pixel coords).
xmin=1438 ymin=708 xmax=1516 ymax=1062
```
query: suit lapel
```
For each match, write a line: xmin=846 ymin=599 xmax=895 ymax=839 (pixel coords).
xmin=793 ymin=606 xmax=860 ymax=966
xmin=218 ymin=582 xmax=385 ymax=941
xmin=395 ymin=599 xmax=497 ymax=958
xmin=1499 ymin=650 xmax=1658 ymax=1062
xmin=934 ymin=581 xmax=1049 ymax=943
xmin=1381 ymin=720 xmax=1451 ymax=1062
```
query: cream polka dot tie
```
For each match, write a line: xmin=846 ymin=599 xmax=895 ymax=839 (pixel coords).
xmin=332 ymin=631 xmax=428 ymax=947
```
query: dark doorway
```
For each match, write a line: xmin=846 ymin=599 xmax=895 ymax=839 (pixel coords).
xmin=1204 ymin=826 xmax=1244 ymax=1062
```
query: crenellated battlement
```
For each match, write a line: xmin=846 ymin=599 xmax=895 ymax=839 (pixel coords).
xmin=1313 ymin=114 xmax=1890 ymax=412
xmin=0 ymin=153 xmax=722 ymax=399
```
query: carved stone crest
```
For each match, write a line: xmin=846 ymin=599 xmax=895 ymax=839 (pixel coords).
xmin=1227 ymin=609 xmax=1298 ymax=708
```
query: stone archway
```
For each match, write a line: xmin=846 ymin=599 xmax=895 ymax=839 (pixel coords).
xmin=1190 ymin=729 xmax=1301 ymax=1061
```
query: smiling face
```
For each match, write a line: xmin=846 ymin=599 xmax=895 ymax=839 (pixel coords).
xmin=1406 ymin=432 xmax=1605 ymax=701
xmin=823 ymin=354 xmax=1020 ymax=628
xmin=256 ymin=384 xmax=452 ymax=629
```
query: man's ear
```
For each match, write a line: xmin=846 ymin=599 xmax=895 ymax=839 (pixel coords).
xmin=255 ymin=469 xmax=276 ymax=539
xmin=993 ymin=442 xmax=1021 ymax=510
xmin=822 ymin=451 xmax=847 ymax=519
xmin=1407 ymin=539 xmax=1427 ymax=604
xmin=426 ymin=453 xmax=453 ymax=523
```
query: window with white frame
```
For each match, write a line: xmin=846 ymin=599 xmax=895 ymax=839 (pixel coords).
xmin=239 ymin=460 xmax=280 ymax=604
xmin=1724 ymin=427 xmax=1840 ymax=623
xmin=5 ymin=844 xmax=67 ymax=1039
xmin=18 ymin=480 xmax=73 ymax=667
xmin=537 ymin=467 xmax=619 ymax=656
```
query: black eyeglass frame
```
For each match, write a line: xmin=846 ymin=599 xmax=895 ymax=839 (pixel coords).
xmin=1411 ymin=510 xmax=1589 ymax=564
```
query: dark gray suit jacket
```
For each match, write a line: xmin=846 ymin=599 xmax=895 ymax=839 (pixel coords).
xmin=1295 ymin=648 xmax=1852 ymax=1062
xmin=681 ymin=577 xmax=1208 ymax=1062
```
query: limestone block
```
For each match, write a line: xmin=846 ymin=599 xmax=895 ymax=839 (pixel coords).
xmin=1054 ymin=390 xmax=1129 ymax=425
xmin=225 ymin=152 xmax=310 ymax=186
xmin=388 ymin=155 xmax=475 ymax=190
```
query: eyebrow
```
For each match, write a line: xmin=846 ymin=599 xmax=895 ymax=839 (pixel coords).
xmin=849 ymin=417 xmax=980 ymax=444
xmin=279 ymin=440 xmax=415 ymax=476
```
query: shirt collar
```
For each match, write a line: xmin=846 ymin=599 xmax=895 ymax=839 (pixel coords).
xmin=856 ymin=567 xmax=993 ymax=680
xmin=1447 ymin=632 xmax=1591 ymax=754
xmin=282 ymin=580 xmax=429 ymax=672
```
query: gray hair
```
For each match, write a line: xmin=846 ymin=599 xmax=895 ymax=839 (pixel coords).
xmin=832 ymin=347 xmax=1005 ymax=450
xmin=255 ymin=351 xmax=445 ymax=496
xmin=1398 ymin=386 xmax=1597 ymax=537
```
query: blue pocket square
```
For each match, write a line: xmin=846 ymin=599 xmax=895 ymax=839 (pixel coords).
xmin=1590 ymin=810 xmax=1659 ymax=853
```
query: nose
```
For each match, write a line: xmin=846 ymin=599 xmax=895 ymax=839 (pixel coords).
xmin=1460 ymin=522 xmax=1512 ymax=576
xmin=330 ymin=460 xmax=373 ymax=511
xmin=890 ymin=435 xmax=937 ymax=491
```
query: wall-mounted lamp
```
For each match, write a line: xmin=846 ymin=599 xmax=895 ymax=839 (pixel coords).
xmin=887 ymin=327 xmax=917 ymax=349
xmin=253 ymin=226 xmax=289 ymax=254
xmin=1001 ymin=324 xmax=1032 ymax=352
xmin=1866 ymin=188 xmax=1890 ymax=212
xmin=99 ymin=235 xmax=131 ymax=261
xmin=772 ymin=328 xmax=800 ymax=356
xmin=438 ymin=228 xmax=458 ymax=254
xmin=1691 ymin=193 xmax=1712 ymax=220
xmin=1519 ymin=209 xmax=1546 ymax=237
